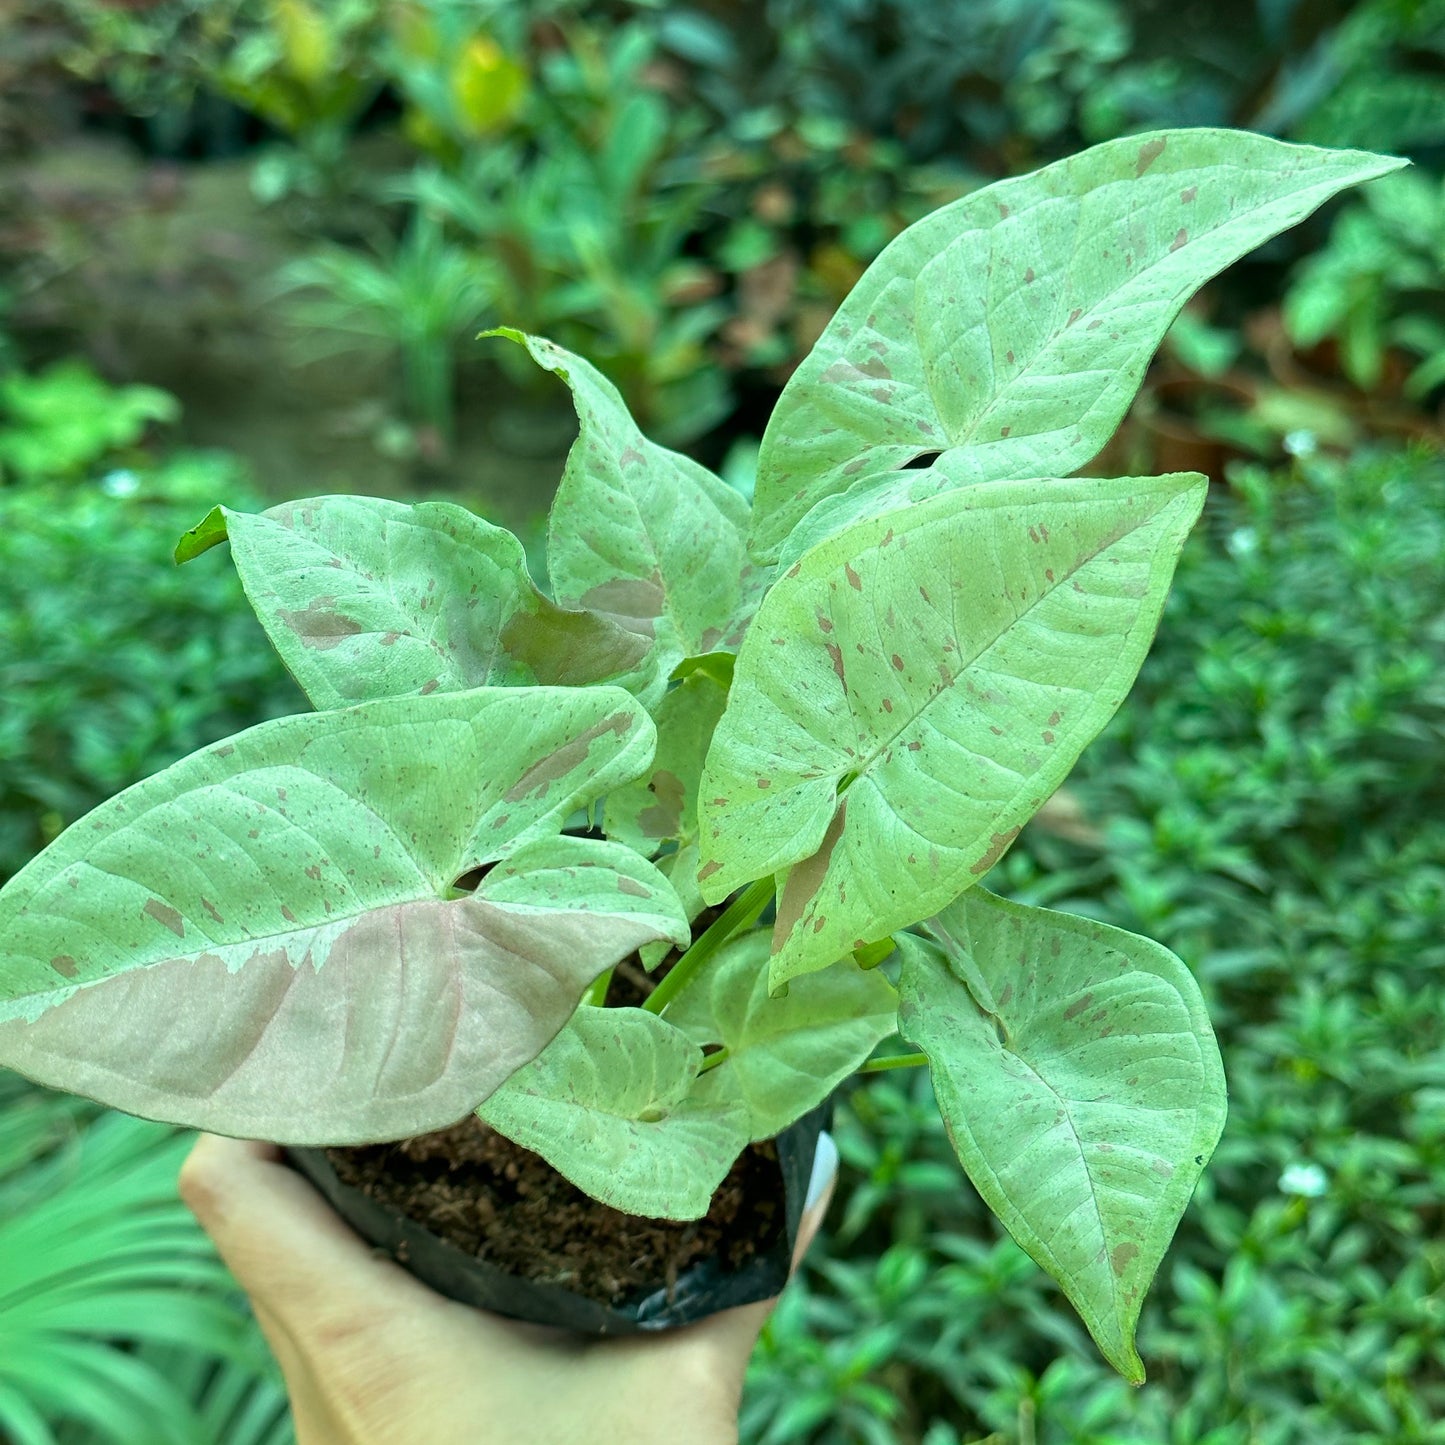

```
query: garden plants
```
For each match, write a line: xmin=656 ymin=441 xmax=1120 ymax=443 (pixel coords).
xmin=0 ymin=130 xmax=1400 ymax=1380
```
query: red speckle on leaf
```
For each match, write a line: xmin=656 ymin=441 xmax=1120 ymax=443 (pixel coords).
xmin=1028 ymin=526 xmax=1040 ymax=543
xmin=51 ymin=955 xmax=78 ymax=978
xmin=1064 ymin=991 xmax=1095 ymax=1020
xmin=990 ymin=725 xmax=1004 ymax=736
xmin=891 ymin=653 xmax=905 ymax=671
xmin=698 ymin=859 xmax=722 ymax=881
xmin=906 ymin=740 xmax=921 ymax=751
xmin=1111 ymin=1242 xmax=1140 ymax=1276
xmin=280 ymin=905 xmax=297 ymax=923
xmin=1006 ymin=349 xmax=1015 ymax=364
xmin=971 ymin=827 xmax=1021 ymax=875
xmin=1067 ymin=308 xmax=1082 ymax=327
xmin=1045 ymin=568 xmax=1055 ymax=582
xmin=881 ymin=528 xmax=894 ymax=547
xmin=1042 ymin=730 xmax=1055 ymax=744
xmin=816 ymin=611 xmax=834 ymax=633
xmin=1048 ymin=711 xmax=1062 ymax=726
xmin=919 ymin=585 xmax=931 ymax=604
xmin=1135 ymin=136 xmax=1167 ymax=175
xmin=997 ymin=201 xmax=1010 ymax=219
xmin=143 ymin=899 xmax=185 ymax=938
xmin=1024 ymin=267 xmax=1035 ymax=284
xmin=826 ymin=642 xmax=847 ymax=689
xmin=845 ymin=562 xmax=863 ymax=591
xmin=757 ymin=778 xmax=771 ymax=789
xmin=1180 ymin=186 xmax=1197 ymax=203
xmin=305 ymin=865 xmax=322 ymax=881
xmin=882 ymin=698 xmax=894 ymax=713
xmin=1001 ymin=425 xmax=1011 ymax=437
xmin=813 ymin=917 xmax=827 ymax=933
xmin=786 ymin=563 xmax=801 ymax=579
xmin=1170 ymin=227 xmax=1188 ymax=252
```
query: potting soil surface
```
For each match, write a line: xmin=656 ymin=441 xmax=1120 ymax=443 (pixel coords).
xmin=326 ymin=1115 xmax=785 ymax=1307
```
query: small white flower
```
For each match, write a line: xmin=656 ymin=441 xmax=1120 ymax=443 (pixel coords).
xmin=1279 ymin=1161 xmax=1328 ymax=1197
xmin=100 ymin=470 xmax=141 ymax=498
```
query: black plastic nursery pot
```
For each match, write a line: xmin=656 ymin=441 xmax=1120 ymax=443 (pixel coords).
xmin=284 ymin=1102 xmax=830 ymax=1336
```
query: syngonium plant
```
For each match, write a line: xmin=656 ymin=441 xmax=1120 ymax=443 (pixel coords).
xmin=0 ymin=131 xmax=1401 ymax=1380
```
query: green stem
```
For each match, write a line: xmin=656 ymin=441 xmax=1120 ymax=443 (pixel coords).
xmin=582 ymin=967 xmax=614 ymax=1007
xmin=696 ymin=1046 xmax=730 ymax=1076
xmin=642 ymin=876 xmax=774 ymax=1017
xmin=856 ymin=1051 xmax=929 ymax=1074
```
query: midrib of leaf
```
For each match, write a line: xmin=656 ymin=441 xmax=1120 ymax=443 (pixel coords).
xmin=834 ymin=488 xmax=1175 ymax=795
xmin=951 ymin=165 xmax=1354 ymax=450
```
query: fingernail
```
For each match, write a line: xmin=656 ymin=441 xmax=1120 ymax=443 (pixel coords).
xmin=804 ymin=1130 xmax=838 ymax=1211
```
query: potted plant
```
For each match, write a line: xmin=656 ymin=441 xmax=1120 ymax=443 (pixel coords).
xmin=0 ymin=130 xmax=1399 ymax=1381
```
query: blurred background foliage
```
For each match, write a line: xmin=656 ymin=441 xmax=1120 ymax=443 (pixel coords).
xmin=0 ymin=1 xmax=1442 ymax=1441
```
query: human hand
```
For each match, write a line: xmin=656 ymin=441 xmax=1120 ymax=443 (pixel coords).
xmin=179 ymin=1133 xmax=837 ymax=1445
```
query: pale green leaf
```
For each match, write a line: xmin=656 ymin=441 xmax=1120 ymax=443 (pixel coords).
xmin=0 ymin=688 xmax=685 ymax=1143
xmin=750 ymin=130 xmax=1404 ymax=559
xmin=489 ymin=329 xmax=766 ymax=674
xmin=208 ymin=495 xmax=655 ymax=710
xmin=896 ymin=890 xmax=1226 ymax=1383
xmin=699 ymin=473 xmax=1206 ymax=985
xmin=604 ymin=671 xmax=729 ymax=856
xmin=477 ymin=1006 xmax=749 ymax=1219
xmin=640 ymin=842 xmax=708 ymax=970
xmin=668 ymin=931 xmax=897 ymax=1140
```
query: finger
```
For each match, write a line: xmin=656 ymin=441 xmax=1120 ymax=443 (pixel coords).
xmin=179 ymin=1134 xmax=430 ymax=1329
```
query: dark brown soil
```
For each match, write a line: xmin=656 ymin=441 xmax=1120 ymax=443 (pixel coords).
xmin=327 ymin=906 xmax=766 ymax=1307
xmin=326 ymin=1117 xmax=783 ymax=1306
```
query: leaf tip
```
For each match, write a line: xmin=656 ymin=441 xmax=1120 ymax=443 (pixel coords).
xmin=174 ymin=506 xmax=229 ymax=565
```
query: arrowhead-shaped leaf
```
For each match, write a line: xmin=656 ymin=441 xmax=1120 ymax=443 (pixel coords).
xmin=489 ymin=330 xmax=766 ymax=674
xmin=699 ymin=473 xmax=1206 ymax=985
xmin=0 ymin=688 xmax=689 ymax=1143
xmin=668 ymin=931 xmax=898 ymax=1141
xmin=477 ymin=1005 xmax=749 ymax=1219
xmin=896 ymin=891 xmax=1226 ymax=1383
xmin=604 ymin=671 xmax=729 ymax=857
xmin=193 ymin=495 xmax=655 ymax=711
xmin=750 ymin=130 xmax=1404 ymax=559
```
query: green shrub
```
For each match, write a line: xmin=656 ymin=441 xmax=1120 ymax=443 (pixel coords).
xmin=0 ymin=1070 xmax=293 ymax=1445
xmin=0 ymin=449 xmax=301 ymax=883
xmin=746 ymin=445 xmax=1445 ymax=1442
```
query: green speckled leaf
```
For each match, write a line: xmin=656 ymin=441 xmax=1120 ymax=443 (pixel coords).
xmin=0 ymin=688 xmax=683 ymax=1143
xmin=669 ymin=932 xmax=897 ymax=1140
xmin=194 ymin=495 xmax=654 ymax=711
xmin=897 ymin=891 xmax=1226 ymax=1383
xmin=699 ymin=473 xmax=1205 ymax=985
xmin=605 ymin=671 xmax=729 ymax=857
xmin=750 ymin=130 xmax=1403 ymax=560
xmin=489 ymin=330 xmax=766 ymax=676
xmin=477 ymin=1006 xmax=749 ymax=1219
